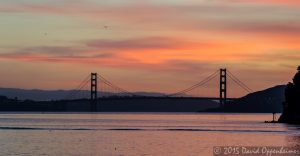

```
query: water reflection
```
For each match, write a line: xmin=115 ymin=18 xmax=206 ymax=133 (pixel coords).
xmin=0 ymin=113 xmax=299 ymax=156
xmin=284 ymin=124 xmax=300 ymax=148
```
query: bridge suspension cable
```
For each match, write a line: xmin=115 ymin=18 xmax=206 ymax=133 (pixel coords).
xmin=167 ymin=70 xmax=219 ymax=97
xmin=97 ymin=75 xmax=137 ymax=96
xmin=65 ymin=74 xmax=90 ymax=99
xmin=227 ymin=70 xmax=253 ymax=93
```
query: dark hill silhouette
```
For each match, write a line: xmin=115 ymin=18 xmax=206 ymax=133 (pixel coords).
xmin=0 ymin=88 xmax=70 ymax=101
xmin=207 ymin=85 xmax=286 ymax=113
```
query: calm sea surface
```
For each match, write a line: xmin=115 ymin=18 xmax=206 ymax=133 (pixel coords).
xmin=0 ymin=113 xmax=299 ymax=156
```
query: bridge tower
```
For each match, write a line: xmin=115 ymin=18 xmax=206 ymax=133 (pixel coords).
xmin=90 ymin=73 xmax=97 ymax=112
xmin=219 ymin=68 xmax=227 ymax=107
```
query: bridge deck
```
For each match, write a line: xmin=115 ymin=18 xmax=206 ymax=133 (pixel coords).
xmin=98 ymin=96 xmax=237 ymax=101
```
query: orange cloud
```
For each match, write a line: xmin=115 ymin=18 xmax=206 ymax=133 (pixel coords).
xmin=226 ymin=0 xmax=300 ymax=6
xmin=0 ymin=36 xmax=298 ymax=73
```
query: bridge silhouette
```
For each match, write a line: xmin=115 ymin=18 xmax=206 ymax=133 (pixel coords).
xmin=66 ymin=68 xmax=252 ymax=112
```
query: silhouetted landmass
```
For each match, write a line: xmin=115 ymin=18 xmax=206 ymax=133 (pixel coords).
xmin=0 ymin=88 xmax=166 ymax=101
xmin=0 ymin=85 xmax=289 ymax=112
xmin=0 ymin=96 xmax=219 ymax=112
xmin=279 ymin=66 xmax=300 ymax=124
xmin=0 ymin=88 xmax=71 ymax=101
xmin=206 ymin=85 xmax=285 ymax=113
xmin=0 ymin=95 xmax=66 ymax=111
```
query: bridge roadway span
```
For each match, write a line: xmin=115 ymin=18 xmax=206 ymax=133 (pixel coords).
xmin=99 ymin=96 xmax=237 ymax=101
xmin=65 ymin=96 xmax=237 ymax=112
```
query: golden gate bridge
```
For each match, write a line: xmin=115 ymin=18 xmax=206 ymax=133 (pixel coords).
xmin=65 ymin=68 xmax=252 ymax=112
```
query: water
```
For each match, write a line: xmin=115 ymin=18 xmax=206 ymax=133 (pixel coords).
xmin=0 ymin=113 xmax=299 ymax=156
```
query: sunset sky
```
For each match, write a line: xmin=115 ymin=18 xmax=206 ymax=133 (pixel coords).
xmin=0 ymin=0 xmax=299 ymax=97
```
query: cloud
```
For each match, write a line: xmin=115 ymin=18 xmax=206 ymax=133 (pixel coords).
xmin=0 ymin=37 xmax=299 ymax=69
xmin=1 ymin=45 xmax=298 ymax=74
xmin=14 ymin=46 xmax=82 ymax=55
xmin=243 ymin=50 xmax=300 ymax=62
xmin=224 ymin=0 xmax=300 ymax=6
xmin=0 ymin=45 xmax=114 ymax=64
xmin=85 ymin=37 xmax=204 ymax=50
xmin=225 ymin=22 xmax=300 ymax=35
xmin=0 ymin=52 xmax=113 ymax=65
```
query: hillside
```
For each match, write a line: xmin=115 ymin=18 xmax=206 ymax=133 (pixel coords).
xmin=220 ymin=85 xmax=286 ymax=113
